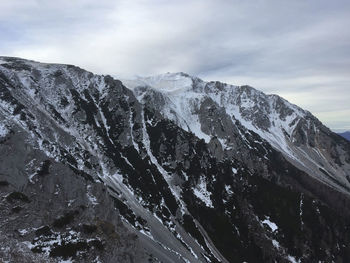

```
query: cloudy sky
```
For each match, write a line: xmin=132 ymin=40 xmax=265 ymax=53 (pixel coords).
xmin=1 ymin=0 xmax=349 ymax=131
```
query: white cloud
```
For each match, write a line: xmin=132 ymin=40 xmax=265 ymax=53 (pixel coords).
xmin=1 ymin=0 xmax=349 ymax=131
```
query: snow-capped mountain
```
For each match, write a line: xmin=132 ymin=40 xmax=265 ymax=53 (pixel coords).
xmin=124 ymin=72 xmax=350 ymax=195
xmin=1 ymin=57 xmax=350 ymax=263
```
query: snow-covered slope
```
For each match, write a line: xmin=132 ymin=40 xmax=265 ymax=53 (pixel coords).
xmin=124 ymin=73 xmax=306 ymax=148
xmin=125 ymin=72 xmax=350 ymax=195
xmin=2 ymin=57 xmax=350 ymax=262
xmin=0 ymin=59 xmax=206 ymax=262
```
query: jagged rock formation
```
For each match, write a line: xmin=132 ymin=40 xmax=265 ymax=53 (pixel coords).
xmin=1 ymin=57 xmax=350 ymax=262
xmin=125 ymin=73 xmax=350 ymax=196
xmin=0 ymin=126 xmax=143 ymax=263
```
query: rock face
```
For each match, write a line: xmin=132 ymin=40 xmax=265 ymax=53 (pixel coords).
xmin=126 ymin=73 xmax=350 ymax=196
xmin=1 ymin=57 xmax=350 ymax=262
xmin=0 ymin=128 xmax=143 ymax=263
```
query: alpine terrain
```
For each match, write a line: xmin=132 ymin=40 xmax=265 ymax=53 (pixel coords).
xmin=1 ymin=57 xmax=350 ymax=263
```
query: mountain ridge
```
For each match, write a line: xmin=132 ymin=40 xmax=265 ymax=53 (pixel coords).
xmin=124 ymin=72 xmax=350 ymax=195
xmin=1 ymin=57 xmax=350 ymax=262
xmin=338 ymin=131 xmax=350 ymax=141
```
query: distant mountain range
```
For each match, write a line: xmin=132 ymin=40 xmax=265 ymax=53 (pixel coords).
xmin=338 ymin=131 xmax=350 ymax=141
xmin=1 ymin=56 xmax=350 ymax=262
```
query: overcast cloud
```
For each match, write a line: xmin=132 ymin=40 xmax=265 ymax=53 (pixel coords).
xmin=1 ymin=0 xmax=349 ymax=131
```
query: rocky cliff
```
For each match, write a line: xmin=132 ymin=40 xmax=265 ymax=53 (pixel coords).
xmin=1 ymin=57 xmax=350 ymax=262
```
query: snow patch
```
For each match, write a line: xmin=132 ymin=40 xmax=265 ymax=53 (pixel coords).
xmin=272 ymin=239 xmax=280 ymax=249
xmin=18 ymin=229 xmax=29 ymax=235
xmin=225 ymin=185 xmax=234 ymax=195
xmin=193 ymin=177 xmax=213 ymax=208
xmin=129 ymin=111 xmax=140 ymax=153
xmin=287 ymin=255 xmax=300 ymax=263
xmin=0 ymin=122 xmax=9 ymax=137
xmin=262 ymin=217 xmax=278 ymax=232
xmin=87 ymin=185 xmax=98 ymax=206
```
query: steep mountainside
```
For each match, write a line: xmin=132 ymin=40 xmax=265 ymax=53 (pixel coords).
xmin=124 ymin=73 xmax=350 ymax=196
xmin=1 ymin=57 xmax=350 ymax=263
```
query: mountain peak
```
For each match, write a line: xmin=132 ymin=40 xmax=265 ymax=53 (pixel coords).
xmin=121 ymin=72 xmax=204 ymax=93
